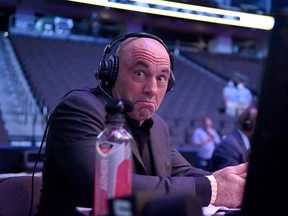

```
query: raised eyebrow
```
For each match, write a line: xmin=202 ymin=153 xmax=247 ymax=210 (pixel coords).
xmin=161 ymin=68 xmax=170 ymax=75
xmin=134 ymin=60 xmax=170 ymax=75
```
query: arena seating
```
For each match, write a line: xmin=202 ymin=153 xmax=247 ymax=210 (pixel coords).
xmin=9 ymin=33 xmax=245 ymax=147
xmin=0 ymin=111 xmax=9 ymax=145
xmin=10 ymin=34 xmax=106 ymax=113
xmin=181 ymin=51 xmax=265 ymax=93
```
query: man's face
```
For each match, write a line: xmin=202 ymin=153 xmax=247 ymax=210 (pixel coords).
xmin=111 ymin=38 xmax=171 ymax=124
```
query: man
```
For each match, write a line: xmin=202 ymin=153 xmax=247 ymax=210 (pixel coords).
xmin=192 ymin=117 xmax=221 ymax=171
xmin=211 ymin=106 xmax=258 ymax=171
xmin=37 ymin=33 xmax=247 ymax=215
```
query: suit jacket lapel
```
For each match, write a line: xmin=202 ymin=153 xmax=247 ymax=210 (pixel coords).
xmin=128 ymin=129 xmax=148 ymax=174
xmin=126 ymin=116 xmax=168 ymax=176
xmin=150 ymin=126 xmax=168 ymax=176
xmin=235 ymin=130 xmax=250 ymax=161
xmin=130 ymin=138 xmax=144 ymax=165
xmin=130 ymin=124 xmax=167 ymax=176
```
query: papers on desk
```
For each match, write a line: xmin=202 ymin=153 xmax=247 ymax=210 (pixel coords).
xmin=76 ymin=207 xmax=92 ymax=216
xmin=202 ymin=204 xmax=241 ymax=216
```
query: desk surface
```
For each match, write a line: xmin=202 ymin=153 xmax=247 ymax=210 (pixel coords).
xmin=75 ymin=205 xmax=241 ymax=216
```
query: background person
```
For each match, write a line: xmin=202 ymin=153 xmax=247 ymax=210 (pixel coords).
xmin=211 ymin=106 xmax=258 ymax=171
xmin=192 ymin=117 xmax=221 ymax=171
xmin=236 ymin=80 xmax=253 ymax=116
xmin=222 ymin=79 xmax=238 ymax=117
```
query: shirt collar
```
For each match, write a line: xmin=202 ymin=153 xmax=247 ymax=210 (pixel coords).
xmin=125 ymin=115 xmax=154 ymax=131
xmin=238 ymin=129 xmax=250 ymax=150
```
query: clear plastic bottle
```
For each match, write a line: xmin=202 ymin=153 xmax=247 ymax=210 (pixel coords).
xmin=93 ymin=99 xmax=133 ymax=216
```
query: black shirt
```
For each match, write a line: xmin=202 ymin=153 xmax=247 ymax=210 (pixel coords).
xmin=125 ymin=115 xmax=156 ymax=175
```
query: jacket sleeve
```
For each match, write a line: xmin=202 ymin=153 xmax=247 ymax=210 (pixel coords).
xmin=41 ymin=90 xmax=106 ymax=209
xmin=132 ymin=174 xmax=211 ymax=206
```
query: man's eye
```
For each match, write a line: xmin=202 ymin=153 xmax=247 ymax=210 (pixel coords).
xmin=136 ymin=71 xmax=144 ymax=77
xmin=157 ymin=76 xmax=166 ymax=82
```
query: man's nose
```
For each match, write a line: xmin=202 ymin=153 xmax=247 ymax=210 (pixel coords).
xmin=143 ymin=79 xmax=157 ymax=95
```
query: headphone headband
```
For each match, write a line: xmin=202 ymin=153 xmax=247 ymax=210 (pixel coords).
xmin=103 ymin=32 xmax=168 ymax=54
xmin=96 ymin=32 xmax=175 ymax=92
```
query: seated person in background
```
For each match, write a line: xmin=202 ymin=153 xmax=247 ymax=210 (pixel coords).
xmin=222 ymin=79 xmax=238 ymax=117
xmin=211 ymin=106 xmax=258 ymax=171
xmin=236 ymin=80 xmax=253 ymax=116
xmin=192 ymin=117 xmax=221 ymax=171
xmin=36 ymin=33 xmax=247 ymax=216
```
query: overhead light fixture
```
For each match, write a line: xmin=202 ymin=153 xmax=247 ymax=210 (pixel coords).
xmin=67 ymin=0 xmax=274 ymax=30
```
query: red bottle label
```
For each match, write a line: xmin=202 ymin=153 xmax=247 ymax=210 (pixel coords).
xmin=94 ymin=141 xmax=132 ymax=216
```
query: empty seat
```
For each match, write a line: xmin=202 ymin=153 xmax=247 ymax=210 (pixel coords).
xmin=0 ymin=175 xmax=42 ymax=216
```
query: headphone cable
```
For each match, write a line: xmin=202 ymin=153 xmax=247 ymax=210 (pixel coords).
xmin=97 ymin=78 xmax=113 ymax=99
xmin=29 ymin=116 xmax=50 ymax=216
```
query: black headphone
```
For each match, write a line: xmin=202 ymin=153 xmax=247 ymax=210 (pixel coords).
xmin=242 ymin=108 xmax=254 ymax=132
xmin=95 ymin=32 xmax=175 ymax=93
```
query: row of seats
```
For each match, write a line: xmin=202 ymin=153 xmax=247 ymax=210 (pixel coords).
xmin=7 ymin=34 xmax=250 ymax=147
xmin=181 ymin=51 xmax=264 ymax=92
xmin=10 ymin=34 xmax=106 ymax=113
xmin=0 ymin=111 xmax=9 ymax=145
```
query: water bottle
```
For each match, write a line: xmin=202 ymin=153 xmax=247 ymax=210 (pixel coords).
xmin=93 ymin=99 xmax=133 ymax=216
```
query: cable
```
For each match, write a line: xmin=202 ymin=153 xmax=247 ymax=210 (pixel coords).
xmin=29 ymin=116 xmax=50 ymax=216
xmin=97 ymin=79 xmax=113 ymax=99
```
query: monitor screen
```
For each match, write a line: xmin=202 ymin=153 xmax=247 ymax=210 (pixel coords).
xmin=240 ymin=13 xmax=288 ymax=216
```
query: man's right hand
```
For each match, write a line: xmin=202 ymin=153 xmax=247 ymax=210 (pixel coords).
xmin=212 ymin=163 xmax=248 ymax=208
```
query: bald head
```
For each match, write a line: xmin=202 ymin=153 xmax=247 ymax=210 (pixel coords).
xmin=116 ymin=37 xmax=171 ymax=69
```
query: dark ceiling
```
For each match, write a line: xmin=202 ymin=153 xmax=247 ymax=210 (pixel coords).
xmin=0 ymin=0 xmax=285 ymax=41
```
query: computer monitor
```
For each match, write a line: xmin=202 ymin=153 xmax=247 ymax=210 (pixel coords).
xmin=240 ymin=13 xmax=288 ymax=216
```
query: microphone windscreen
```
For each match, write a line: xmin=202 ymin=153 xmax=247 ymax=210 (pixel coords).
xmin=121 ymin=99 xmax=134 ymax=113
xmin=106 ymin=99 xmax=134 ymax=114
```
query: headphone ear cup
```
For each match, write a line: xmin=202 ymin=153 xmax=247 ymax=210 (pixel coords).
xmin=166 ymin=52 xmax=175 ymax=93
xmin=96 ymin=60 xmax=109 ymax=82
xmin=108 ymin=55 xmax=119 ymax=88
xmin=96 ymin=55 xmax=119 ymax=88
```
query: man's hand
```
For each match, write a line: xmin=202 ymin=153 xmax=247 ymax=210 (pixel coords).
xmin=213 ymin=163 xmax=248 ymax=208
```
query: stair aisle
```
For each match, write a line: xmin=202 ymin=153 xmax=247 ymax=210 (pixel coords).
xmin=0 ymin=33 xmax=45 ymax=146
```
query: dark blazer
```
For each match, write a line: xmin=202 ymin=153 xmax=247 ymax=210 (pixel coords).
xmin=37 ymin=88 xmax=211 ymax=215
xmin=211 ymin=129 xmax=250 ymax=171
